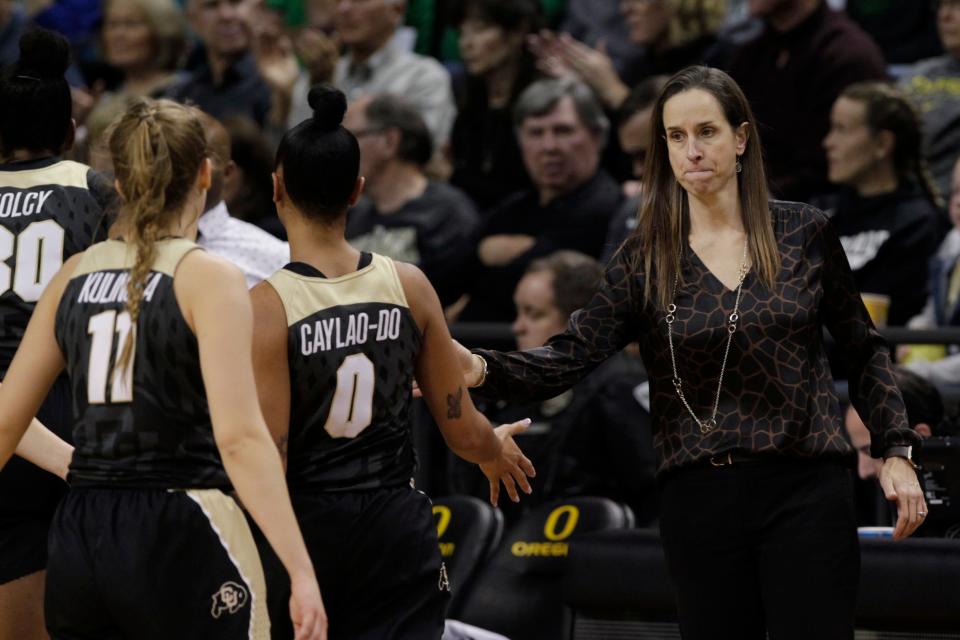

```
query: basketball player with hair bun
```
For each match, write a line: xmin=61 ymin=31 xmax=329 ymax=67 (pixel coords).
xmin=251 ymin=84 xmax=536 ymax=639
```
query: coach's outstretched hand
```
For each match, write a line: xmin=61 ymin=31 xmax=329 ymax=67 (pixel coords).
xmin=480 ymin=419 xmax=537 ymax=507
xmin=290 ymin=574 xmax=328 ymax=640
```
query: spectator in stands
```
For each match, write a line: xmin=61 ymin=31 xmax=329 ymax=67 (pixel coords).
xmin=101 ymin=0 xmax=186 ymax=98
xmin=196 ymin=111 xmax=289 ymax=287
xmin=0 ymin=0 xmax=27 ymax=67
xmin=334 ymin=0 xmax=455 ymax=148
xmin=450 ymin=251 xmax=655 ymax=525
xmin=448 ymin=0 xmax=541 ymax=210
xmin=904 ymin=157 xmax=960 ymax=386
xmin=254 ymin=0 xmax=340 ymax=130
xmin=458 ymin=78 xmax=622 ymax=321
xmin=899 ymin=0 xmax=960 ymax=199
xmin=726 ymin=0 xmax=887 ymax=202
xmin=823 ymin=82 xmax=944 ymax=327
xmin=603 ymin=75 xmax=668 ymax=262
xmin=78 ymin=0 xmax=188 ymax=165
xmin=529 ymin=0 xmax=729 ymax=111
xmin=846 ymin=367 xmax=945 ymax=481
xmin=220 ymin=115 xmax=286 ymax=238
xmin=559 ymin=0 xmax=645 ymax=81
xmin=846 ymin=0 xmax=941 ymax=65
xmin=343 ymin=94 xmax=478 ymax=307
xmin=165 ymin=0 xmax=273 ymax=126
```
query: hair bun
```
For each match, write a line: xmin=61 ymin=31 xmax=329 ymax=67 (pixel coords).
xmin=307 ymin=84 xmax=347 ymax=132
xmin=16 ymin=28 xmax=70 ymax=79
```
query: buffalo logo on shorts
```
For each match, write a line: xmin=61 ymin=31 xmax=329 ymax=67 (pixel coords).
xmin=211 ymin=581 xmax=250 ymax=618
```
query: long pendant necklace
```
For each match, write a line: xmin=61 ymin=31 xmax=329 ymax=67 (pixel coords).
xmin=665 ymin=238 xmax=749 ymax=434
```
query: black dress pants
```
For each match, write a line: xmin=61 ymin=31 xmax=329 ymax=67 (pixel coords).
xmin=658 ymin=457 xmax=860 ymax=640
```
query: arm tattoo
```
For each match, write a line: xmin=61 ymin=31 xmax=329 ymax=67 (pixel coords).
xmin=447 ymin=386 xmax=463 ymax=419
xmin=276 ymin=434 xmax=289 ymax=458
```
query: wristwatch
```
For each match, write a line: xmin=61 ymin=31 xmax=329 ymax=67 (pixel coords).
xmin=883 ymin=445 xmax=918 ymax=469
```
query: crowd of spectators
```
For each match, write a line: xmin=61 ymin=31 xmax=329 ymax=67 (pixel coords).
xmin=5 ymin=0 xmax=960 ymax=524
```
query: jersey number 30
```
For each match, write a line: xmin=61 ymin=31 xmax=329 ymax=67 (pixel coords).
xmin=0 ymin=220 xmax=65 ymax=301
xmin=87 ymin=310 xmax=135 ymax=404
xmin=324 ymin=353 xmax=375 ymax=438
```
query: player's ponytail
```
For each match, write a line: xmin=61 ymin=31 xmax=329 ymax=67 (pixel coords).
xmin=109 ymin=98 xmax=207 ymax=372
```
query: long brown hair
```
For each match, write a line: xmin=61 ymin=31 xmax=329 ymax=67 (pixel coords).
xmin=634 ymin=65 xmax=779 ymax=311
xmin=108 ymin=97 xmax=207 ymax=370
xmin=839 ymin=81 xmax=943 ymax=210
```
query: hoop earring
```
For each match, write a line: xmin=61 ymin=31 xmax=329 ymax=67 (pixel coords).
xmin=735 ymin=156 xmax=743 ymax=174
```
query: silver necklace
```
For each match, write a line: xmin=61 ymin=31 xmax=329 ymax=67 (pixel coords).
xmin=665 ymin=238 xmax=749 ymax=434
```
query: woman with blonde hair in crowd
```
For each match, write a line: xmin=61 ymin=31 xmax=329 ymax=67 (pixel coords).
xmin=100 ymin=0 xmax=186 ymax=97
xmin=0 ymin=96 xmax=327 ymax=639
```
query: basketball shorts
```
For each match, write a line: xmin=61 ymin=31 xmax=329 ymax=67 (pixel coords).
xmin=45 ymin=487 xmax=269 ymax=640
xmin=256 ymin=483 xmax=450 ymax=640
xmin=0 ymin=375 xmax=71 ymax=584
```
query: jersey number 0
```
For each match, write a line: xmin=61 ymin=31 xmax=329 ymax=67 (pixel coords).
xmin=324 ymin=353 xmax=375 ymax=438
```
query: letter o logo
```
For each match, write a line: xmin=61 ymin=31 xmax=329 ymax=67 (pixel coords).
xmin=543 ymin=505 xmax=579 ymax=541
xmin=433 ymin=505 xmax=452 ymax=539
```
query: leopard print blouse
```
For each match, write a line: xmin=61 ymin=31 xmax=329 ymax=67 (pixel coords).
xmin=475 ymin=201 xmax=918 ymax=475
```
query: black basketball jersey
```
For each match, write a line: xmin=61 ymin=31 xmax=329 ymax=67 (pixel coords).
xmin=0 ymin=157 xmax=111 ymax=375
xmin=54 ymin=239 xmax=228 ymax=490
xmin=267 ymin=253 xmax=422 ymax=493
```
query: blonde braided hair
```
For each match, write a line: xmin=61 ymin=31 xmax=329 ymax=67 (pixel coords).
xmin=108 ymin=97 xmax=207 ymax=372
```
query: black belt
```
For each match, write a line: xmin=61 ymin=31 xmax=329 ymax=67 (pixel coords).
xmin=706 ymin=450 xmax=767 ymax=467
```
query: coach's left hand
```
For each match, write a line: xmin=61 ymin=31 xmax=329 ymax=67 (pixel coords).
xmin=878 ymin=456 xmax=927 ymax=540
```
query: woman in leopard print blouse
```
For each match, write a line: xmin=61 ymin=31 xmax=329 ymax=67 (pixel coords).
xmin=458 ymin=66 xmax=927 ymax=639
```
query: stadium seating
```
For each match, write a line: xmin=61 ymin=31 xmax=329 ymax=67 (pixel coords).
xmin=433 ymin=495 xmax=505 ymax=613
xmin=453 ymin=497 xmax=634 ymax=639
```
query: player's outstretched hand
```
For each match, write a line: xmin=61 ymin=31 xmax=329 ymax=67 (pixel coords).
xmin=289 ymin=573 xmax=328 ymax=640
xmin=480 ymin=419 xmax=536 ymax=507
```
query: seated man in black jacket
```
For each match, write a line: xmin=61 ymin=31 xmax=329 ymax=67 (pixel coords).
xmin=459 ymin=78 xmax=623 ymax=321
xmin=449 ymin=251 xmax=656 ymax=525
xmin=343 ymin=93 xmax=480 ymax=306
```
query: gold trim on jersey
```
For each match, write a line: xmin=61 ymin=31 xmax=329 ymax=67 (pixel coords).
xmin=0 ymin=160 xmax=90 ymax=190
xmin=185 ymin=489 xmax=270 ymax=640
xmin=71 ymin=238 xmax=202 ymax=279
xmin=268 ymin=252 xmax=410 ymax=327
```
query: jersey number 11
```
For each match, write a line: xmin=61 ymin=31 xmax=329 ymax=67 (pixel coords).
xmin=87 ymin=309 xmax=135 ymax=404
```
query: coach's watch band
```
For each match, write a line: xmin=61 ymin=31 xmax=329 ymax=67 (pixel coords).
xmin=883 ymin=445 xmax=918 ymax=469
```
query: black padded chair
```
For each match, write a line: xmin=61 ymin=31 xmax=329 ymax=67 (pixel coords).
xmin=453 ymin=497 xmax=634 ymax=640
xmin=432 ymin=495 xmax=504 ymax=613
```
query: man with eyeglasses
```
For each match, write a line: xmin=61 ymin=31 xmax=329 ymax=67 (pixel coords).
xmin=333 ymin=0 xmax=455 ymax=150
xmin=899 ymin=0 xmax=960 ymax=200
xmin=342 ymin=94 xmax=479 ymax=307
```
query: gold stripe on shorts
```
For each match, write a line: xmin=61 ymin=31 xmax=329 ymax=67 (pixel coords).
xmin=186 ymin=489 xmax=270 ymax=640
